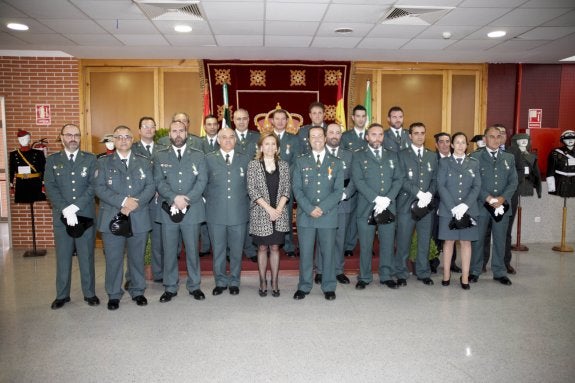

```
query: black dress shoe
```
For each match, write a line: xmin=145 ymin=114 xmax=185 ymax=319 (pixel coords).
xmin=441 ymin=279 xmax=450 ymax=286
xmin=286 ymin=251 xmax=297 ymax=258
xmin=84 ymin=296 xmax=100 ymax=306
xmin=314 ymin=274 xmax=322 ymax=284
xmin=344 ymin=250 xmax=354 ymax=257
xmin=107 ymin=299 xmax=120 ymax=310
xmin=51 ymin=297 xmax=70 ymax=310
xmin=336 ymin=274 xmax=350 ymax=284
xmin=159 ymin=291 xmax=177 ymax=302
xmin=355 ymin=280 xmax=369 ymax=290
xmin=324 ymin=291 xmax=336 ymax=300
xmin=199 ymin=251 xmax=210 ymax=257
xmin=189 ymin=289 xmax=205 ymax=300
xmin=229 ymin=286 xmax=240 ymax=295
xmin=153 ymin=278 xmax=163 ymax=283
xmin=469 ymin=274 xmax=479 ymax=283
xmin=293 ymin=290 xmax=308 ymax=300
xmin=212 ymin=286 xmax=227 ymax=296
xmin=494 ymin=276 xmax=512 ymax=286
xmin=460 ymin=276 xmax=470 ymax=290
xmin=506 ymin=264 xmax=517 ymax=274
xmin=450 ymin=264 xmax=462 ymax=273
xmin=418 ymin=277 xmax=434 ymax=286
xmin=132 ymin=295 xmax=148 ymax=306
xmin=397 ymin=278 xmax=407 ymax=287
xmin=380 ymin=280 xmax=398 ymax=289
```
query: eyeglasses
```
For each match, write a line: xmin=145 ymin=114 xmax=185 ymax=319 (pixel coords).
xmin=114 ymin=135 xmax=133 ymax=140
xmin=62 ymin=133 xmax=81 ymax=139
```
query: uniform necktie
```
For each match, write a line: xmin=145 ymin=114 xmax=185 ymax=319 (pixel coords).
xmin=417 ymin=149 xmax=422 ymax=159
xmin=225 ymin=153 xmax=230 ymax=165
xmin=121 ymin=158 xmax=128 ymax=169
xmin=457 ymin=158 xmax=463 ymax=165
xmin=331 ymin=148 xmax=336 ymax=157
xmin=241 ymin=133 xmax=245 ymax=143
xmin=491 ymin=151 xmax=497 ymax=161
xmin=209 ymin=138 xmax=214 ymax=147
xmin=146 ymin=144 xmax=151 ymax=156
xmin=177 ymin=149 xmax=182 ymax=161
xmin=396 ymin=130 xmax=401 ymax=140
xmin=69 ymin=153 xmax=74 ymax=163
xmin=316 ymin=154 xmax=321 ymax=166
xmin=359 ymin=132 xmax=363 ymax=140
xmin=375 ymin=149 xmax=380 ymax=160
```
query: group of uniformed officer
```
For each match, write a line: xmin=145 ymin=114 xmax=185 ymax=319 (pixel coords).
xmin=46 ymin=103 xmax=523 ymax=310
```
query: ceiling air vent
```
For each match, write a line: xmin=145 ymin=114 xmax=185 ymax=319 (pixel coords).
xmin=381 ymin=6 xmax=453 ymax=25
xmin=133 ymin=0 xmax=204 ymax=21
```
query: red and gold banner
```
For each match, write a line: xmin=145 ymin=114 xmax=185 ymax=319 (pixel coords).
xmin=203 ymin=60 xmax=351 ymax=131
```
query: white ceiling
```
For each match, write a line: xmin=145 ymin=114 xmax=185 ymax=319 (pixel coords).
xmin=0 ymin=0 xmax=574 ymax=63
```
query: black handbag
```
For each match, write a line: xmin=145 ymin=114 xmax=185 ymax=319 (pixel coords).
xmin=483 ymin=200 xmax=510 ymax=222
xmin=448 ymin=213 xmax=477 ymax=230
xmin=60 ymin=215 xmax=94 ymax=238
xmin=368 ymin=209 xmax=395 ymax=225
xmin=161 ymin=201 xmax=186 ymax=223
xmin=109 ymin=212 xmax=133 ymax=237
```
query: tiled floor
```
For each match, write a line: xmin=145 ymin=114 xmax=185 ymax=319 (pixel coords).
xmin=1 ymin=231 xmax=574 ymax=382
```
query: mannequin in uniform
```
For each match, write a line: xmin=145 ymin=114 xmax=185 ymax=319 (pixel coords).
xmin=9 ymin=129 xmax=46 ymax=203
xmin=97 ymin=134 xmax=115 ymax=158
xmin=512 ymin=134 xmax=542 ymax=198
xmin=547 ymin=130 xmax=575 ymax=197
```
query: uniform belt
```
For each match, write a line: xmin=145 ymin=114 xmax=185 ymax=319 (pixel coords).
xmin=16 ymin=173 xmax=41 ymax=179
xmin=555 ymin=170 xmax=575 ymax=176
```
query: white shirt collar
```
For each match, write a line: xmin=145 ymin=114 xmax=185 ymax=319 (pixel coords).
xmin=411 ymin=144 xmax=423 ymax=154
xmin=440 ymin=152 xmax=451 ymax=158
xmin=326 ymin=145 xmax=339 ymax=156
xmin=173 ymin=144 xmax=186 ymax=156
xmin=274 ymin=130 xmax=284 ymax=139
xmin=312 ymin=149 xmax=326 ymax=164
xmin=220 ymin=149 xmax=234 ymax=161
xmin=65 ymin=149 xmax=79 ymax=158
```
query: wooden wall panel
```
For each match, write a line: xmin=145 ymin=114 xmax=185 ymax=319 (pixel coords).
xmin=451 ymin=75 xmax=476 ymax=141
xmin=88 ymin=70 xmax=155 ymax=153
xmin=162 ymin=71 xmax=201 ymax=135
xmin=380 ymin=73 xmax=443 ymax=149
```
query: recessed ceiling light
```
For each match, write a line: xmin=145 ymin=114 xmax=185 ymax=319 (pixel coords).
xmin=335 ymin=28 xmax=353 ymax=35
xmin=7 ymin=23 xmax=29 ymax=31
xmin=487 ymin=30 xmax=506 ymax=38
xmin=174 ymin=25 xmax=192 ymax=33
xmin=560 ymin=55 xmax=575 ymax=62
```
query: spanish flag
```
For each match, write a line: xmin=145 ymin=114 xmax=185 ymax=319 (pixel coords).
xmin=335 ymin=78 xmax=346 ymax=132
xmin=200 ymin=86 xmax=210 ymax=137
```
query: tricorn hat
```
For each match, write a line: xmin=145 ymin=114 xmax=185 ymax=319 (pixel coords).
xmin=109 ymin=212 xmax=133 ymax=237
xmin=60 ymin=215 xmax=94 ymax=238
xmin=560 ymin=130 xmax=575 ymax=141
xmin=410 ymin=199 xmax=435 ymax=221
xmin=368 ymin=209 xmax=395 ymax=225
xmin=99 ymin=134 xmax=115 ymax=143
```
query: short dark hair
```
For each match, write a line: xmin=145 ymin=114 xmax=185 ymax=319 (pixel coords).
xmin=308 ymin=125 xmax=325 ymax=139
xmin=272 ymin=109 xmax=288 ymax=119
xmin=451 ymin=132 xmax=468 ymax=147
xmin=434 ymin=132 xmax=450 ymax=143
xmin=352 ymin=105 xmax=366 ymax=114
xmin=308 ymin=102 xmax=325 ymax=112
xmin=367 ymin=123 xmax=384 ymax=132
xmin=387 ymin=106 xmax=403 ymax=117
xmin=409 ymin=122 xmax=425 ymax=134
xmin=138 ymin=116 xmax=155 ymax=129
xmin=204 ymin=114 xmax=218 ymax=125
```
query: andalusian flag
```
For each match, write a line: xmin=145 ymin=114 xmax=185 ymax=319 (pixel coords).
xmin=221 ymin=83 xmax=231 ymax=129
xmin=199 ymin=86 xmax=210 ymax=137
xmin=335 ymin=78 xmax=346 ymax=132
xmin=365 ymin=80 xmax=372 ymax=125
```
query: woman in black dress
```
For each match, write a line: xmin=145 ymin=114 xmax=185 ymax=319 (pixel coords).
xmin=247 ymin=132 xmax=291 ymax=297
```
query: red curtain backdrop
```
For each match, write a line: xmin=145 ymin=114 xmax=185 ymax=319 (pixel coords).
xmin=203 ymin=60 xmax=351 ymax=130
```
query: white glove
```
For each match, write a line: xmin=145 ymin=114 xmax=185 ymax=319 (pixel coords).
xmin=373 ymin=196 xmax=391 ymax=214
xmin=181 ymin=206 xmax=188 ymax=214
xmin=65 ymin=213 xmax=78 ymax=226
xmin=170 ymin=205 xmax=179 ymax=216
xmin=62 ymin=204 xmax=80 ymax=216
xmin=341 ymin=192 xmax=347 ymax=201
xmin=546 ymin=176 xmax=556 ymax=193
xmin=455 ymin=203 xmax=468 ymax=220
xmin=494 ymin=205 xmax=505 ymax=216
xmin=416 ymin=191 xmax=432 ymax=208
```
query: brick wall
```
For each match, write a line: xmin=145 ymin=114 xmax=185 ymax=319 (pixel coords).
xmin=0 ymin=56 xmax=80 ymax=249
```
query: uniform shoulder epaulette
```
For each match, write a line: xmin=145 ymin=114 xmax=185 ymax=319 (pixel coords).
xmin=133 ymin=152 xmax=148 ymax=159
xmin=467 ymin=156 xmax=478 ymax=162
xmin=156 ymin=146 xmax=170 ymax=152
xmin=187 ymin=146 xmax=204 ymax=154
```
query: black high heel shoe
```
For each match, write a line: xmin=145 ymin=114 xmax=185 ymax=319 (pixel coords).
xmin=441 ymin=279 xmax=450 ymax=286
xmin=259 ymin=278 xmax=268 ymax=297
xmin=460 ymin=276 xmax=470 ymax=290
xmin=271 ymin=279 xmax=280 ymax=297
